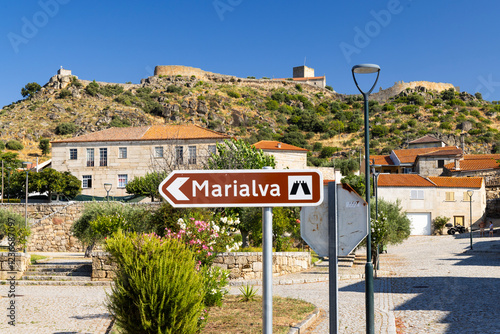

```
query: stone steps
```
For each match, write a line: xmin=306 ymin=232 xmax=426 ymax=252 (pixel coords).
xmin=6 ymin=259 xmax=107 ymax=286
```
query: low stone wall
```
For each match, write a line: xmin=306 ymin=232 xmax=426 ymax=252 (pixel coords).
xmin=0 ymin=252 xmax=31 ymax=279
xmin=91 ymin=251 xmax=117 ymax=281
xmin=0 ymin=202 xmax=161 ymax=252
xmin=91 ymin=251 xmax=311 ymax=281
xmin=213 ymin=252 xmax=311 ymax=280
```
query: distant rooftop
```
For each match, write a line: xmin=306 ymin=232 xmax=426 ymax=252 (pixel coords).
xmin=52 ymin=125 xmax=230 ymax=143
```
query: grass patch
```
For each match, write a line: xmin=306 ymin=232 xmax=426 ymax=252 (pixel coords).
xmin=203 ymin=295 xmax=315 ymax=334
xmin=110 ymin=295 xmax=315 ymax=334
xmin=30 ymin=254 xmax=47 ymax=264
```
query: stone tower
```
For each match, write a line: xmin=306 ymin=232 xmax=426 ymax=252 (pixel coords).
xmin=293 ymin=66 xmax=315 ymax=78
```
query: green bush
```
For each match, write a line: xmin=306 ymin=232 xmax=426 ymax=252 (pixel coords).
xmin=400 ymin=105 xmax=419 ymax=115
xmin=21 ymin=82 xmax=42 ymax=98
xmin=0 ymin=141 xmax=5 ymax=150
xmin=0 ymin=209 xmax=31 ymax=250
xmin=100 ymin=84 xmax=124 ymax=97
xmin=265 ymin=100 xmax=279 ymax=110
xmin=433 ymin=216 xmax=450 ymax=235
xmin=55 ymin=122 xmax=77 ymax=135
xmin=319 ymin=146 xmax=339 ymax=158
xmin=109 ymin=116 xmax=131 ymax=128
xmin=295 ymin=84 xmax=303 ymax=92
xmin=106 ymin=231 xmax=205 ymax=334
xmin=58 ymin=89 xmax=72 ymax=99
xmin=85 ymin=80 xmax=100 ymax=96
xmin=227 ymin=90 xmax=241 ymax=98
xmin=166 ymin=85 xmax=182 ymax=94
xmin=71 ymin=202 xmax=150 ymax=256
xmin=6 ymin=140 xmax=24 ymax=151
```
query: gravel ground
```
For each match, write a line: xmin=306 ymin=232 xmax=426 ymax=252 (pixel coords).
xmin=1 ymin=234 xmax=498 ymax=333
xmin=0 ymin=285 xmax=111 ymax=334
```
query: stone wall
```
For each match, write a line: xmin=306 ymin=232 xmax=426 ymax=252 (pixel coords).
xmin=0 ymin=202 xmax=161 ymax=252
xmin=0 ymin=253 xmax=30 ymax=279
xmin=212 ymin=252 xmax=311 ymax=280
xmin=91 ymin=251 xmax=117 ymax=280
xmin=371 ymin=81 xmax=456 ymax=102
xmin=91 ymin=251 xmax=312 ymax=281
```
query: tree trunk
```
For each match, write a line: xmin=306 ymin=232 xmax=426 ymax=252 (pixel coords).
xmin=240 ymin=229 xmax=249 ymax=248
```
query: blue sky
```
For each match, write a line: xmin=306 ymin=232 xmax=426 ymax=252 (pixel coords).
xmin=1 ymin=0 xmax=500 ymax=108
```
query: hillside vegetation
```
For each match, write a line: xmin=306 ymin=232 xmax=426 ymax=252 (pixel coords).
xmin=2 ymin=72 xmax=500 ymax=166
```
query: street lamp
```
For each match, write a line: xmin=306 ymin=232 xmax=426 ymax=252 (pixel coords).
xmin=7 ymin=167 xmax=11 ymax=203
xmin=104 ymin=183 xmax=112 ymax=202
xmin=467 ymin=190 xmax=474 ymax=250
xmin=23 ymin=162 xmax=31 ymax=254
xmin=371 ymin=167 xmax=381 ymax=269
xmin=352 ymin=63 xmax=381 ymax=334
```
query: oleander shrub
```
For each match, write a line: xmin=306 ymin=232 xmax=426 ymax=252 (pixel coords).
xmin=106 ymin=231 xmax=205 ymax=334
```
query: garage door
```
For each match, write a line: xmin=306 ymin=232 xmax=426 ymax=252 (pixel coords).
xmin=407 ymin=213 xmax=431 ymax=235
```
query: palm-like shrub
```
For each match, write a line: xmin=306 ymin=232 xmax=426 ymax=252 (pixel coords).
xmin=106 ymin=231 xmax=205 ymax=334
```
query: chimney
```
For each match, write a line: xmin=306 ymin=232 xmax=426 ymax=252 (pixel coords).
xmin=455 ymin=159 xmax=460 ymax=171
xmin=277 ymin=143 xmax=281 ymax=148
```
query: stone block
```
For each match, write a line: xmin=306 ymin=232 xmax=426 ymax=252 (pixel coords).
xmin=225 ymin=255 xmax=235 ymax=264
xmin=252 ymin=261 xmax=263 ymax=272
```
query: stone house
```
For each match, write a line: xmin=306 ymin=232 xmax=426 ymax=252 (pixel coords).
xmin=407 ymin=135 xmax=446 ymax=149
xmin=273 ymin=65 xmax=327 ymax=89
xmin=253 ymin=140 xmax=308 ymax=170
xmin=51 ymin=125 xmax=230 ymax=198
xmin=377 ymin=174 xmax=485 ymax=235
xmin=370 ymin=146 xmax=462 ymax=176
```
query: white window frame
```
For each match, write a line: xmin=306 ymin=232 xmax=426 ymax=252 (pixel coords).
xmin=208 ymin=145 xmax=217 ymax=156
xmin=119 ymin=147 xmax=127 ymax=159
xmin=99 ymin=148 xmax=107 ymax=167
xmin=176 ymin=146 xmax=184 ymax=165
xmin=82 ymin=175 xmax=92 ymax=188
xmin=188 ymin=146 xmax=196 ymax=164
xmin=154 ymin=146 xmax=163 ymax=158
xmin=86 ymin=149 xmax=94 ymax=167
xmin=118 ymin=174 xmax=128 ymax=188
xmin=410 ymin=190 xmax=424 ymax=200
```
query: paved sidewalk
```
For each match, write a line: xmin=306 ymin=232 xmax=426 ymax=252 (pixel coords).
xmin=2 ymin=235 xmax=498 ymax=333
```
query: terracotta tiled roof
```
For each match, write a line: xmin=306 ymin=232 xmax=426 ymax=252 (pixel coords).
xmin=371 ymin=155 xmax=395 ymax=166
xmin=408 ymin=135 xmax=443 ymax=144
xmin=51 ymin=125 xmax=230 ymax=143
xmin=428 ymin=176 xmax=483 ymax=188
xmin=444 ymin=159 xmax=500 ymax=172
xmin=378 ymin=174 xmax=436 ymax=187
xmin=393 ymin=146 xmax=462 ymax=164
xmin=253 ymin=141 xmax=308 ymax=152
xmin=463 ymin=154 xmax=500 ymax=160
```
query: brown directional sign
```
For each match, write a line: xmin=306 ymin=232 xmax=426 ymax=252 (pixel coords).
xmin=159 ymin=169 xmax=323 ymax=208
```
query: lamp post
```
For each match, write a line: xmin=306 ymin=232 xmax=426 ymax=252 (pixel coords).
xmin=352 ymin=63 xmax=380 ymax=334
xmin=104 ymin=183 xmax=112 ymax=202
xmin=23 ymin=162 xmax=31 ymax=254
xmin=467 ymin=190 xmax=474 ymax=250
xmin=371 ymin=167 xmax=381 ymax=269
xmin=7 ymin=167 xmax=11 ymax=203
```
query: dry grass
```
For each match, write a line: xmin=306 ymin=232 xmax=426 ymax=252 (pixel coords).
xmin=202 ymin=295 xmax=315 ymax=334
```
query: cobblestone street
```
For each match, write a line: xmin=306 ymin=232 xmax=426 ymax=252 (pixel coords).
xmin=0 ymin=234 xmax=498 ymax=333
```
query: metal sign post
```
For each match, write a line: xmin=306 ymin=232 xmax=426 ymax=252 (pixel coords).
xmin=262 ymin=167 xmax=273 ymax=334
xmin=328 ymin=182 xmax=338 ymax=334
xmin=159 ymin=168 xmax=324 ymax=334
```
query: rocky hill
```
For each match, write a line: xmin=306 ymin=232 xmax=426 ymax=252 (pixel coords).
xmin=1 ymin=66 xmax=499 ymax=166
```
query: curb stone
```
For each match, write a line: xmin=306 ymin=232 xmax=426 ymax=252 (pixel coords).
xmin=288 ymin=307 xmax=320 ymax=334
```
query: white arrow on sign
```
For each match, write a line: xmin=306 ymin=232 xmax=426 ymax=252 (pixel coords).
xmin=166 ymin=177 xmax=189 ymax=201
